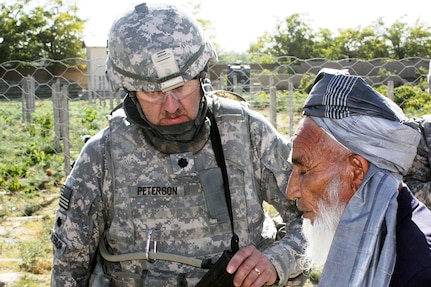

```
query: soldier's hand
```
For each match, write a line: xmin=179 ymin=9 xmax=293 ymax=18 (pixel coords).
xmin=226 ymin=244 xmax=277 ymax=287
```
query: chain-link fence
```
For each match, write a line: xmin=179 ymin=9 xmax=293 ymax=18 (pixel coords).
xmin=0 ymin=55 xmax=429 ymax=285
xmin=0 ymin=56 xmax=430 ymax=195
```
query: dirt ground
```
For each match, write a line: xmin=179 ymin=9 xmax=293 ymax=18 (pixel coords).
xmin=0 ymin=193 xmax=57 ymax=287
xmin=0 ymin=194 xmax=318 ymax=287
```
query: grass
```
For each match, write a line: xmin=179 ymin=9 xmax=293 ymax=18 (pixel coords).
xmin=0 ymin=210 xmax=56 ymax=286
xmin=0 ymin=98 xmax=115 ymax=286
xmin=4 ymin=88 xmax=426 ymax=286
xmin=0 ymin=94 xmax=304 ymax=286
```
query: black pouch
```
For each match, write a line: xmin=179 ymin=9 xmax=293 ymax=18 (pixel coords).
xmin=195 ymin=250 xmax=236 ymax=287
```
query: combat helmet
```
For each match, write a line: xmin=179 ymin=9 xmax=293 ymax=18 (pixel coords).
xmin=105 ymin=2 xmax=218 ymax=93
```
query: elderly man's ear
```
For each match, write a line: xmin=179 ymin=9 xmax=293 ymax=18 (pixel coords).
xmin=348 ymin=154 xmax=370 ymax=192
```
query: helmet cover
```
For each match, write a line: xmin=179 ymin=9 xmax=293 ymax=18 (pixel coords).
xmin=106 ymin=2 xmax=218 ymax=92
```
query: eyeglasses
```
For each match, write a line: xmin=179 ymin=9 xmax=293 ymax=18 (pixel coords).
xmin=136 ymin=80 xmax=200 ymax=104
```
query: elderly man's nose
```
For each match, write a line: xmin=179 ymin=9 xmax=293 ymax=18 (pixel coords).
xmin=286 ymin=175 xmax=301 ymax=200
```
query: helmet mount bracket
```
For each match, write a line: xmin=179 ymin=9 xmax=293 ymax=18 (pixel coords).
xmin=151 ymin=48 xmax=185 ymax=92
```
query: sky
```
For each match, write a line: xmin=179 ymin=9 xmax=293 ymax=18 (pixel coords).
xmin=77 ymin=0 xmax=429 ymax=52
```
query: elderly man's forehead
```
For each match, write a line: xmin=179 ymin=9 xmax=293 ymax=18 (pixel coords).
xmin=293 ymin=117 xmax=323 ymax=141
xmin=292 ymin=117 xmax=350 ymax=156
xmin=291 ymin=118 xmax=325 ymax=158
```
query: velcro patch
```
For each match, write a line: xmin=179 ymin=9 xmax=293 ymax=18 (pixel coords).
xmin=59 ymin=185 xmax=73 ymax=210
xmin=50 ymin=230 xmax=66 ymax=255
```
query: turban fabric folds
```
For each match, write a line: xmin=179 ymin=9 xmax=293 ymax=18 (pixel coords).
xmin=303 ymin=68 xmax=421 ymax=177
xmin=301 ymin=68 xmax=421 ymax=287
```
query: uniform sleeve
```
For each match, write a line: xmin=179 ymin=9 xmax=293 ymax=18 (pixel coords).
xmin=404 ymin=117 xmax=431 ymax=209
xmin=248 ymin=110 xmax=305 ymax=285
xmin=50 ymin=129 xmax=111 ymax=287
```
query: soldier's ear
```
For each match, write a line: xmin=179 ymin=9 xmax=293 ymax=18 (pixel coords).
xmin=348 ymin=154 xmax=369 ymax=191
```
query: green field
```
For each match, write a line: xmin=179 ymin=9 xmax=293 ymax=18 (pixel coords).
xmin=0 ymin=84 xmax=428 ymax=285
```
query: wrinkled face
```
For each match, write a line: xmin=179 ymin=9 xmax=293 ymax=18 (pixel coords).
xmin=286 ymin=117 xmax=355 ymax=224
xmin=135 ymin=79 xmax=202 ymax=126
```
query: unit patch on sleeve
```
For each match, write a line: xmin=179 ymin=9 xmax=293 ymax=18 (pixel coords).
xmin=59 ymin=185 xmax=73 ymax=210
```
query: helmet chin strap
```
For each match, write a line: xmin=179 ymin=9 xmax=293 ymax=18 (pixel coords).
xmin=147 ymin=95 xmax=207 ymax=142
xmin=150 ymin=73 xmax=210 ymax=141
xmin=124 ymin=80 xmax=210 ymax=153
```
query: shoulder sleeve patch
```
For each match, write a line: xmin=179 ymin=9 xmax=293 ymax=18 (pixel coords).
xmin=59 ymin=185 xmax=73 ymax=210
xmin=50 ymin=230 xmax=67 ymax=255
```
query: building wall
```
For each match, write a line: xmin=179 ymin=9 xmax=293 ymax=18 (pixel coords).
xmin=86 ymin=46 xmax=109 ymax=92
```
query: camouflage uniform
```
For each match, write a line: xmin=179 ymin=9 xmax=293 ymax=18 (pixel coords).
xmin=407 ymin=61 xmax=431 ymax=208
xmin=50 ymin=93 xmax=304 ymax=286
xmin=405 ymin=114 xmax=431 ymax=209
xmin=50 ymin=3 xmax=305 ymax=286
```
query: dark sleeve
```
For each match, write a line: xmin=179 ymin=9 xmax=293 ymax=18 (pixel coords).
xmin=405 ymin=268 xmax=431 ymax=287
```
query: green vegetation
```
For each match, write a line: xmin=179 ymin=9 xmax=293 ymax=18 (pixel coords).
xmin=0 ymin=2 xmax=428 ymax=285
xmin=1 ymin=76 xmax=430 ymax=200
xmin=0 ymin=77 xmax=430 ymax=284
xmin=0 ymin=0 xmax=85 ymax=63
xmin=0 ymin=214 xmax=54 ymax=286
xmin=219 ymin=14 xmax=431 ymax=63
xmin=0 ymin=98 xmax=112 ymax=285
xmin=0 ymin=99 xmax=112 ymax=210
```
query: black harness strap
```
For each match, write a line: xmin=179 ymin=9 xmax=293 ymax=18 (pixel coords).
xmin=207 ymin=109 xmax=239 ymax=253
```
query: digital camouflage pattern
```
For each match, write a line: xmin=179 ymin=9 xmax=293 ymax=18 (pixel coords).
xmin=50 ymin=93 xmax=304 ymax=287
xmin=404 ymin=114 xmax=431 ymax=209
xmin=52 ymin=2 xmax=306 ymax=286
xmin=105 ymin=2 xmax=217 ymax=92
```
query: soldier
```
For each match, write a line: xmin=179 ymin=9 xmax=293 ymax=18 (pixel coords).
xmin=404 ymin=115 xmax=431 ymax=209
xmin=404 ymin=62 xmax=431 ymax=208
xmin=50 ymin=2 xmax=304 ymax=287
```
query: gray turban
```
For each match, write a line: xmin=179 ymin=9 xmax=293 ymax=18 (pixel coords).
xmin=303 ymin=68 xmax=421 ymax=177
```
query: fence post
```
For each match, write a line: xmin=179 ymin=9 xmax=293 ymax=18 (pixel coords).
xmin=387 ymin=80 xmax=394 ymax=100
xmin=61 ymin=85 xmax=71 ymax=173
xmin=219 ymin=71 xmax=225 ymax=90
xmin=21 ymin=76 xmax=35 ymax=123
xmin=53 ymin=79 xmax=62 ymax=153
xmin=53 ymin=79 xmax=71 ymax=173
xmin=89 ymin=75 xmax=95 ymax=103
xmin=105 ymin=76 xmax=114 ymax=110
xmin=99 ymin=75 xmax=106 ymax=107
xmin=269 ymin=75 xmax=277 ymax=128
xmin=232 ymin=74 xmax=242 ymax=95
xmin=288 ymin=80 xmax=294 ymax=136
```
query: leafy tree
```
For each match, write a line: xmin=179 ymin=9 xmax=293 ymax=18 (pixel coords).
xmin=250 ymin=14 xmax=316 ymax=61
xmin=246 ymin=14 xmax=431 ymax=62
xmin=247 ymin=32 xmax=278 ymax=63
xmin=384 ymin=19 xmax=410 ymax=59
xmin=332 ymin=28 xmax=363 ymax=59
xmin=0 ymin=0 xmax=85 ymax=63
xmin=332 ymin=24 xmax=390 ymax=59
xmin=402 ymin=19 xmax=431 ymax=58
xmin=384 ymin=18 xmax=431 ymax=59
xmin=272 ymin=14 xmax=316 ymax=59
xmin=355 ymin=22 xmax=390 ymax=59
xmin=313 ymin=28 xmax=336 ymax=59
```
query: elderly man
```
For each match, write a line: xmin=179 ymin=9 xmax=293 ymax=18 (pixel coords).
xmin=286 ymin=69 xmax=431 ymax=287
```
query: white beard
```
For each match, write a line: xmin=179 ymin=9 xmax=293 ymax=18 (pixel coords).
xmin=301 ymin=177 xmax=347 ymax=269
